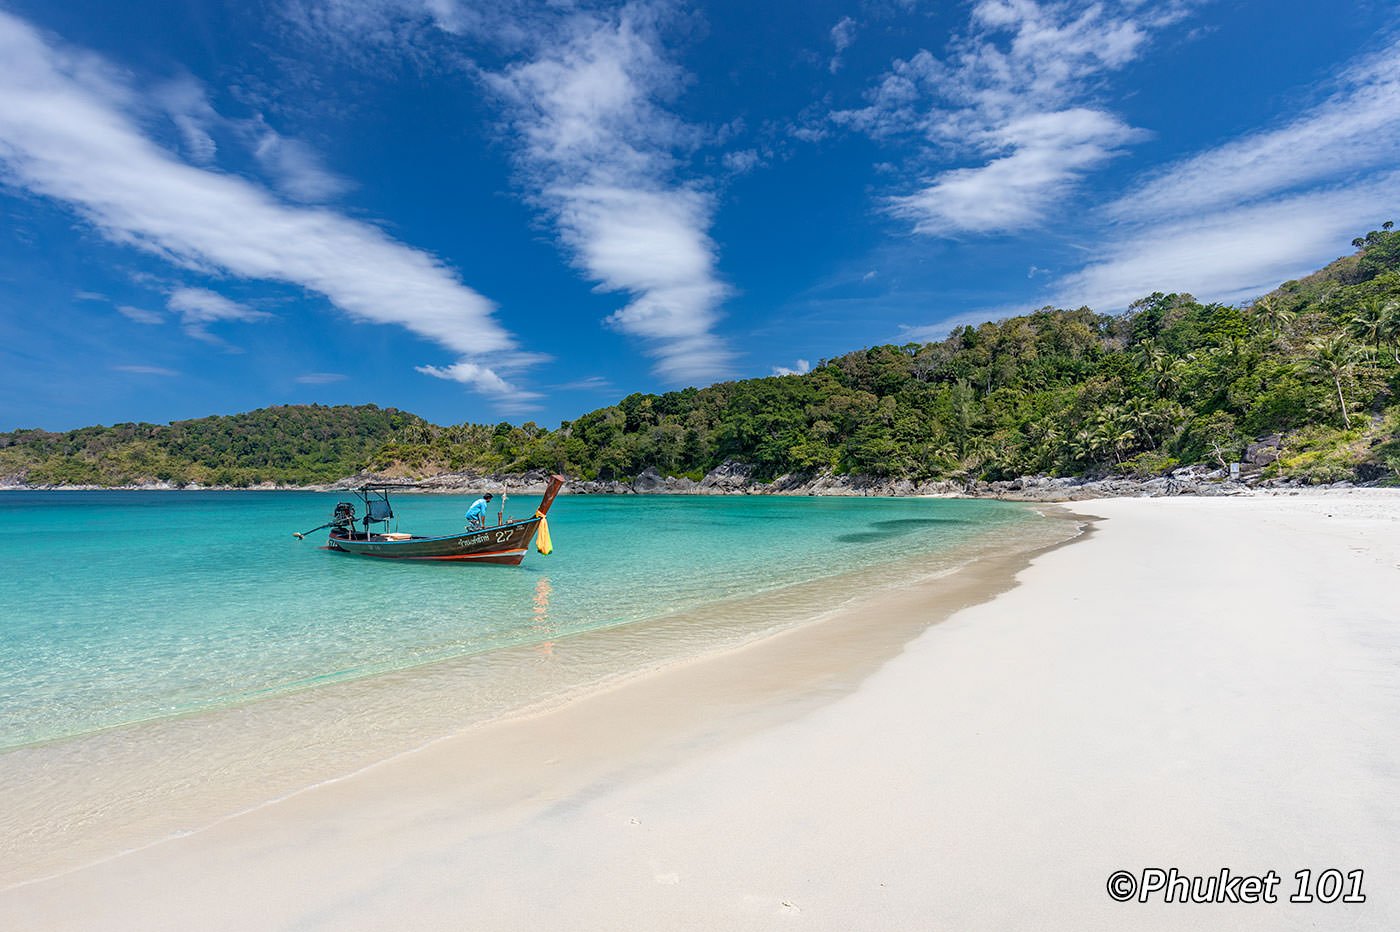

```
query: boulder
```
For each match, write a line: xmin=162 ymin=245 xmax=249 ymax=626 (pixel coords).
xmin=699 ymin=460 xmax=757 ymax=492
xmin=632 ymin=467 xmax=667 ymax=493
xmin=1355 ymin=463 xmax=1389 ymax=483
xmin=1245 ymin=434 xmax=1281 ymax=466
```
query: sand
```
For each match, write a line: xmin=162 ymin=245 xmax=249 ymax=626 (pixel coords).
xmin=3 ymin=492 xmax=1398 ymax=930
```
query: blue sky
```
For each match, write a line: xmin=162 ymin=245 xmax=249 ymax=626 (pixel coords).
xmin=1 ymin=0 xmax=1397 ymax=430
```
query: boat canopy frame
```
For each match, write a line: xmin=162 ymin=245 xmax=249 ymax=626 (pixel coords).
xmin=344 ymin=483 xmax=418 ymax=530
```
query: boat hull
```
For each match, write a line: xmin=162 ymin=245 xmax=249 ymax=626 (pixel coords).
xmin=326 ymin=517 xmax=542 ymax=565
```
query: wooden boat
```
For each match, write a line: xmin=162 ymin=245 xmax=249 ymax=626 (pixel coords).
xmin=297 ymin=474 xmax=564 ymax=565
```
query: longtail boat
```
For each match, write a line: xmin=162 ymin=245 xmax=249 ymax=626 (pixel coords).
xmin=294 ymin=474 xmax=565 ymax=565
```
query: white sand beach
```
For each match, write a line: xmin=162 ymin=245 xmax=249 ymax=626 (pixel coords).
xmin=4 ymin=492 xmax=1398 ymax=930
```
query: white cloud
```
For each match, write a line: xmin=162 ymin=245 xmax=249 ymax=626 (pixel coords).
xmin=157 ymin=74 xmax=351 ymax=202
xmin=889 ymin=108 xmax=1143 ymax=234
xmin=166 ymin=287 xmax=271 ymax=345
xmin=836 ymin=0 xmax=1193 ymax=235
xmin=154 ymin=76 xmax=219 ymax=164
xmin=488 ymin=5 xmax=733 ymax=383
xmin=417 ymin=359 xmax=512 ymax=393
xmin=417 ymin=358 xmax=543 ymax=413
xmin=790 ymin=125 xmax=830 ymax=144
xmin=554 ymin=375 xmax=613 ymax=391
xmin=116 ymin=304 xmax=164 ymax=324
xmin=833 ymin=50 xmax=937 ymax=140
xmin=830 ymin=17 xmax=858 ymax=74
xmin=250 ymin=126 xmax=354 ymax=202
xmin=0 ymin=10 xmax=534 ymax=404
xmin=772 ymin=358 xmax=811 ymax=377
xmin=1053 ymin=176 xmax=1400 ymax=311
xmin=295 ymin=371 xmax=349 ymax=384
xmin=283 ymin=0 xmax=522 ymax=52
xmin=1048 ymin=37 xmax=1400 ymax=312
xmin=722 ymin=148 xmax=761 ymax=174
xmin=112 ymin=364 xmax=179 ymax=376
xmin=1109 ymin=36 xmax=1400 ymax=223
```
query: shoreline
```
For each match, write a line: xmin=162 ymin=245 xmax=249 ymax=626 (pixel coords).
xmin=0 ymin=502 xmax=1081 ymax=890
xmin=4 ymin=492 xmax=1397 ymax=930
xmin=4 ymin=472 xmax=1391 ymax=501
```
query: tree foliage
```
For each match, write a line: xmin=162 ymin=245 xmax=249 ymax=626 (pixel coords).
xmin=4 ymin=228 xmax=1399 ymax=486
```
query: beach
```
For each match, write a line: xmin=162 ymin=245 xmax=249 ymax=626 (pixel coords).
xmin=3 ymin=491 xmax=1398 ymax=930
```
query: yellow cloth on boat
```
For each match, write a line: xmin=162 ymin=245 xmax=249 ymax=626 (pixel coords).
xmin=535 ymin=512 xmax=553 ymax=555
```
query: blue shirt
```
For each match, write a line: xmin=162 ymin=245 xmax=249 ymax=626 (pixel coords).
xmin=465 ymin=498 xmax=490 ymax=524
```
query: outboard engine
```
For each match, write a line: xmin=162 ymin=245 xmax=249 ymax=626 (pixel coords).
xmin=332 ymin=502 xmax=356 ymax=529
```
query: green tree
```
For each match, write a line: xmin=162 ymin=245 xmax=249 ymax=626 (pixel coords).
xmin=1377 ymin=299 xmax=1400 ymax=365
xmin=1347 ymin=296 xmax=1389 ymax=358
xmin=1249 ymin=294 xmax=1295 ymax=342
xmin=1302 ymin=335 xmax=1363 ymax=428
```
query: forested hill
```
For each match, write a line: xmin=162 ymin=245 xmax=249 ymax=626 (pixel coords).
xmin=0 ymin=404 xmax=426 ymax=486
xmin=5 ymin=226 xmax=1400 ymax=488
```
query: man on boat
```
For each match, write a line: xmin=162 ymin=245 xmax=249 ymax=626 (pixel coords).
xmin=465 ymin=492 xmax=493 ymax=529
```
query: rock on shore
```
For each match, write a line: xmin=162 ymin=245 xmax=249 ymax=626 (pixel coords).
xmin=3 ymin=459 xmax=1383 ymax=500
xmin=303 ymin=460 xmax=1375 ymax=501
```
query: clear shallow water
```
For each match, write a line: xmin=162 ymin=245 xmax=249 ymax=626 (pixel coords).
xmin=1 ymin=491 xmax=1041 ymax=749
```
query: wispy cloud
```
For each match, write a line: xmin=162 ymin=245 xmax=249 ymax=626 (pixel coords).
xmin=829 ymin=16 xmax=858 ymax=74
xmin=278 ymin=0 xmax=733 ymax=384
xmin=154 ymin=75 xmax=351 ymax=203
xmin=282 ymin=0 xmax=522 ymax=55
xmin=836 ymin=0 xmax=1194 ymax=235
xmin=1052 ymin=36 xmax=1400 ymax=311
xmin=889 ymin=108 xmax=1144 ymax=234
xmin=166 ymin=287 xmax=271 ymax=346
xmin=1055 ymin=175 xmax=1400 ymax=311
xmin=417 ymin=358 xmax=543 ymax=412
xmin=554 ymin=375 xmax=613 ymax=392
xmin=112 ymin=364 xmax=179 ymax=376
xmin=722 ymin=148 xmax=762 ymax=175
xmin=1109 ymin=36 xmax=1400 ymax=223
xmin=0 ymin=9 xmax=535 ymax=405
xmin=295 ymin=371 xmax=349 ymax=384
xmin=116 ymin=304 xmax=164 ymax=324
xmin=772 ymin=358 xmax=810 ymax=376
xmin=488 ymin=4 xmax=734 ymax=384
xmin=248 ymin=121 xmax=354 ymax=202
xmin=154 ymin=75 xmax=220 ymax=164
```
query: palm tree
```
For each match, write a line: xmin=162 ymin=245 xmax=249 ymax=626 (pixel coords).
xmin=1068 ymin=420 xmax=1109 ymax=467
xmin=1302 ymin=335 xmax=1362 ymax=428
xmin=1250 ymin=295 xmax=1295 ymax=343
xmin=1347 ymin=297 xmax=1388 ymax=360
xmin=1133 ymin=342 xmax=1168 ymax=371
xmin=1120 ymin=397 xmax=1159 ymax=448
xmin=1377 ymin=299 xmax=1400 ymax=366
xmin=1089 ymin=406 xmax=1138 ymax=464
xmin=1137 ymin=344 xmax=1185 ymax=397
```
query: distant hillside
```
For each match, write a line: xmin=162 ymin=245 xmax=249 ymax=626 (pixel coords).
xmin=0 ymin=404 xmax=424 ymax=486
xmin=4 ymin=226 xmax=1399 ymax=488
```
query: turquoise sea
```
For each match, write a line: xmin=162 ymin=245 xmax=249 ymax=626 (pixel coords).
xmin=1 ymin=491 xmax=1051 ymax=751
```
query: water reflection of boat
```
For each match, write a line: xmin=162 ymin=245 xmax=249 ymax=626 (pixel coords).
xmin=532 ymin=577 xmax=553 ymax=623
xmin=532 ymin=577 xmax=556 ymax=655
xmin=297 ymin=475 xmax=565 ymax=565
